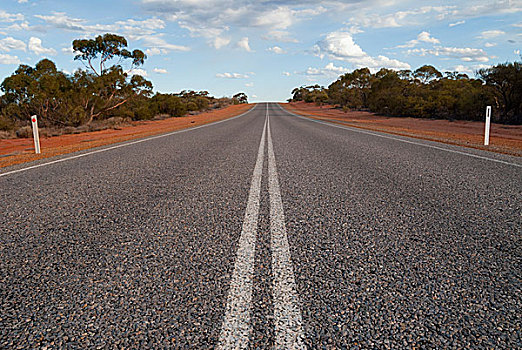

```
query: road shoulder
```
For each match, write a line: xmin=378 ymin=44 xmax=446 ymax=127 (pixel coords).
xmin=0 ymin=104 xmax=253 ymax=168
xmin=280 ymin=102 xmax=522 ymax=157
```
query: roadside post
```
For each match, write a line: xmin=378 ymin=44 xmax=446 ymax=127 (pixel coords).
xmin=30 ymin=115 xmax=41 ymax=154
xmin=484 ymin=106 xmax=491 ymax=146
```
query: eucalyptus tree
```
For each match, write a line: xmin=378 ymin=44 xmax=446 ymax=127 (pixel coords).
xmin=72 ymin=33 xmax=151 ymax=122
xmin=478 ymin=62 xmax=522 ymax=124
xmin=73 ymin=33 xmax=146 ymax=76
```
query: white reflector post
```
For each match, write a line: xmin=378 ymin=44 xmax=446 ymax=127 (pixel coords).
xmin=30 ymin=115 xmax=41 ymax=154
xmin=484 ymin=106 xmax=491 ymax=146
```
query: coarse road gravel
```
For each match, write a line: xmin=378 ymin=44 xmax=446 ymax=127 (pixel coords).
xmin=1 ymin=103 xmax=521 ymax=349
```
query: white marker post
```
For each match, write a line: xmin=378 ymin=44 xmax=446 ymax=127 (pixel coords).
xmin=484 ymin=106 xmax=491 ymax=146
xmin=30 ymin=115 xmax=41 ymax=154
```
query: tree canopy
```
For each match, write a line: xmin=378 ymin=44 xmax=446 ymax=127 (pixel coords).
xmin=73 ymin=33 xmax=146 ymax=76
xmin=290 ymin=61 xmax=521 ymax=124
xmin=0 ymin=33 xmax=248 ymax=135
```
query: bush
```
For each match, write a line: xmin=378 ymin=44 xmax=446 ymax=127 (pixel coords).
xmin=186 ymin=101 xmax=198 ymax=111
xmin=134 ymin=105 xmax=154 ymax=120
xmin=0 ymin=115 xmax=14 ymax=131
xmin=15 ymin=126 xmax=32 ymax=138
xmin=68 ymin=106 xmax=89 ymax=126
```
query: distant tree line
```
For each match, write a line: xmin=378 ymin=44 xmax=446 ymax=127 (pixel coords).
xmin=0 ymin=33 xmax=248 ymax=135
xmin=290 ymin=61 xmax=522 ymax=124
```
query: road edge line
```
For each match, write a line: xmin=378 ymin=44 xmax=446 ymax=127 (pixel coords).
xmin=277 ymin=103 xmax=521 ymax=168
xmin=0 ymin=105 xmax=258 ymax=178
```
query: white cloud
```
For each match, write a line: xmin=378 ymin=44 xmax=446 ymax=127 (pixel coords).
xmin=116 ymin=18 xmax=166 ymax=39
xmin=0 ymin=53 xmax=20 ymax=64
xmin=314 ymin=31 xmax=365 ymax=59
xmin=141 ymin=1 xmax=326 ymax=48
xmin=484 ymin=42 xmax=497 ymax=47
xmin=1 ymin=21 xmax=30 ymax=32
xmin=451 ymin=64 xmax=473 ymax=74
xmin=282 ymin=71 xmax=291 ymax=76
xmin=0 ymin=37 xmax=27 ymax=52
xmin=254 ymin=7 xmax=294 ymax=29
xmin=417 ymin=31 xmax=440 ymax=44
xmin=397 ymin=31 xmax=440 ymax=48
xmin=34 ymin=12 xmax=167 ymax=40
xmin=213 ymin=36 xmax=231 ymax=49
xmin=451 ymin=63 xmax=491 ymax=74
xmin=128 ymin=68 xmax=148 ymax=77
xmin=142 ymin=35 xmax=190 ymax=55
xmin=262 ymin=30 xmax=298 ymax=43
xmin=478 ymin=30 xmax=505 ymax=39
xmin=28 ymin=37 xmax=57 ymax=56
xmin=346 ymin=26 xmax=364 ymax=35
xmin=153 ymin=68 xmax=168 ymax=74
xmin=61 ymin=46 xmax=82 ymax=55
xmin=345 ymin=2 xmax=521 ymax=31
xmin=18 ymin=0 xmax=29 ymax=3
xmin=304 ymin=62 xmax=350 ymax=78
xmin=267 ymin=46 xmax=286 ymax=54
xmin=313 ymin=31 xmax=410 ymax=71
xmin=145 ymin=47 xmax=162 ymax=56
xmin=245 ymin=82 xmax=254 ymax=87
xmin=237 ymin=37 xmax=252 ymax=52
xmin=178 ymin=22 xmax=229 ymax=48
xmin=34 ymin=12 xmax=115 ymax=32
xmin=513 ymin=22 xmax=522 ymax=28
xmin=450 ymin=1 xmax=522 ymax=18
xmin=347 ymin=6 xmax=454 ymax=29
xmin=216 ymin=72 xmax=249 ymax=79
xmin=449 ymin=20 xmax=465 ymax=27
xmin=0 ymin=10 xmax=24 ymax=23
xmin=408 ymin=46 xmax=490 ymax=62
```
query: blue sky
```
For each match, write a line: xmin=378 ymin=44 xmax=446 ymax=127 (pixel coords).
xmin=0 ymin=0 xmax=521 ymax=102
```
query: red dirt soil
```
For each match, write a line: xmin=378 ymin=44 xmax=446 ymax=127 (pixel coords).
xmin=0 ymin=104 xmax=252 ymax=168
xmin=282 ymin=102 xmax=522 ymax=157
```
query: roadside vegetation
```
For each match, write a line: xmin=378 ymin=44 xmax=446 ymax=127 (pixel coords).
xmin=289 ymin=61 xmax=522 ymax=124
xmin=0 ymin=34 xmax=248 ymax=138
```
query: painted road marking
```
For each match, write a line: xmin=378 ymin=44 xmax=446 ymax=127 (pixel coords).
xmin=277 ymin=103 xmax=522 ymax=168
xmin=0 ymin=105 xmax=258 ymax=178
xmin=217 ymin=115 xmax=267 ymax=349
xmin=267 ymin=107 xmax=306 ymax=349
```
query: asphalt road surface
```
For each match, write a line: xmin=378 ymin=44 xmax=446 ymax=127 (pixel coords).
xmin=1 ymin=103 xmax=521 ymax=349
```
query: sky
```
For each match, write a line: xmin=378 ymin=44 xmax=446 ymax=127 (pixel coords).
xmin=0 ymin=0 xmax=521 ymax=102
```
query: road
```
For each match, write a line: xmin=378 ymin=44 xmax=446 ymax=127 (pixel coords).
xmin=1 ymin=103 xmax=521 ymax=348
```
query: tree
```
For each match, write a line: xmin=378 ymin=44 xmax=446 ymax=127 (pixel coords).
xmin=71 ymin=34 xmax=152 ymax=122
xmin=1 ymin=59 xmax=80 ymax=126
xmin=289 ymin=62 xmax=520 ymax=124
xmin=414 ymin=65 xmax=442 ymax=84
xmin=233 ymin=92 xmax=248 ymax=104
xmin=73 ymin=33 xmax=146 ymax=76
xmin=478 ymin=61 xmax=522 ymax=124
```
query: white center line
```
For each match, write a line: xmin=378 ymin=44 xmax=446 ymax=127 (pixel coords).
xmin=267 ymin=106 xmax=306 ymax=349
xmin=217 ymin=115 xmax=267 ymax=349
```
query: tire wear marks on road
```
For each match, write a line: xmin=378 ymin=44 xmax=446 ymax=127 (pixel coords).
xmin=217 ymin=115 xmax=267 ymax=349
xmin=267 ymin=107 xmax=306 ymax=350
